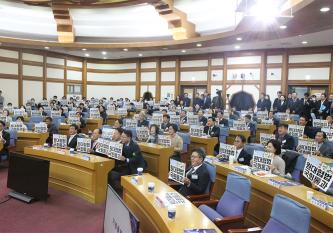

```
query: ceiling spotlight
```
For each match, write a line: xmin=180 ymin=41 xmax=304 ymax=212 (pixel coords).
xmin=85 ymin=53 xmax=90 ymax=57
xmin=102 ymin=51 xmax=107 ymax=55
xmin=181 ymin=50 xmax=186 ymax=53
xmin=320 ymin=7 xmax=330 ymax=12
xmin=82 ymin=48 xmax=87 ymax=51
xmin=123 ymin=48 xmax=128 ymax=51
xmin=279 ymin=25 xmax=287 ymax=29
xmin=44 ymin=46 xmax=50 ymax=50
xmin=236 ymin=37 xmax=242 ymax=41
xmin=196 ymin=43 xmax=202 ymax=47
xmin=302 ymin=41 xmax=308 ymax=44
xmin=234 ymin=45 xmax=240 ymax=49
xmin=138 ymin=53 xmax=143 ymax=57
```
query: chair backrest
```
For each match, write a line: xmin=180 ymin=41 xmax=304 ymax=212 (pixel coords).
xmin=244 ymin=143 xmax=265 ymax=156
xmin=203 ymin=161 xmax=216 ymax=194
xmin=262 ymin=194 xmax=311 ymax=233
xmin=281 ymin=150 xmax=300 ymax=176
xmin=216 ymin=173 xmax=251 ymax=217
xmin=29 ymin=116 xmax=43 ymax=123
xmin=319 ymin=140 xmax=333 ymax=157
xmin=177 ymin=132 xmax=190 ymax=153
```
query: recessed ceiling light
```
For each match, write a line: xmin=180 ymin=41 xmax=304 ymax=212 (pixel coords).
xmin=236 ymin=37 xmax=242 ymax=41
xmin=82 ymin=48 xmax=87 ymax=51
xmin=101 ymin=51 xmax=107 ymax=55
xmin=234 ymin=45 xmax=240 ymax=49
xmin=181 ymin=49 xmax=186 ymax=53
xmin=123 ymin=48 xmax=128 ymax=51
xmin=138 ymin=53 xmax=143 ymax=57
xmin=320 ymin=7 xmax=330 ymax=12
xmin=279 ymin=25 xmax=287 ymax=29
xmin=85 ymin=53 xmax=90 ymax=57
xmin=44 ymin=46 xmax=49 ymax=50
xmin=302 ymin=41 xmax=308 ymax=44
xmin=196 ymin=43 xmax=202 ymax=47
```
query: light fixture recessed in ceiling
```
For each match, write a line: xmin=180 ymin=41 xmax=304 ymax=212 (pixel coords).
xmin=236 ymin=37 xmax=242 ymax=41
xmin=196 ymin=43 xmax=202 ymax=47
xmin=85 ymin=53 xmax=90 ymax=57
xmin=82 ymin=48 xmax=87 ymax=51
xmin=302 ymin=41 xmax=308 ymax=44
xmin=123 ymin=48 xmax=128 ymax=51
xmin=279 ymin=25 xmax=287 ymax=29
xmin=320 ymin=7 xmax=330 ymax=12
xmin=102 ymin=51 xmax=107 ymax=55
xmin=181 ymin=50 xmax=186 ymax=53
xmin=234 ymin=45 xmax=240 ymax=49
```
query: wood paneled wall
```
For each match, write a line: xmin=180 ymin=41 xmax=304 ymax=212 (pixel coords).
xmin=0 ymin=46 xmax=332 ymax=106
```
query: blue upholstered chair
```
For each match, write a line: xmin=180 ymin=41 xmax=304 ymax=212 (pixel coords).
xmin=243 ymin=143 xmax=265 ymax=157
xmin=228 ymin=194 xmax=311 ymax=233
xmin=196 ymin=173 xmax=251 ymax=231
xmin=29 ymin=116 xmax=43 ymax=124
xmin=177 ymin=132 xmax=190 ymax=153
xmin=289 ymin=114 xmax=300 ymax=123
xmin=186 ymin=161 xmax=216 ymax=202
xmin=219 ymin=126 xmax=229 ymax=144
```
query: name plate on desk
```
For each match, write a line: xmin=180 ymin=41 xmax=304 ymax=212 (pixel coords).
xmin=311 ymin=196 xmax=329 ymax=210
xmin=155 ymin=192 xmax=185 ymax=207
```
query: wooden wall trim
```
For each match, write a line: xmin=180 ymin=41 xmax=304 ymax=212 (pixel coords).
xmin=330 ymin=50 xmax=333 ymax=93
xmin=22 ymin=60 xmax=43 ymax=67
xmin=266 ymin=63 xmax=283 ymax=68
xmin=288 ymin=62 xmax=331 ymax=68
xmin=281 ymin=50 xmax=288 ymax=95
xmin=46 ymin=78 xmax=65 ymax=83
xmin=141 ymin=68 xmax=157 ymax=73
xmin=18 ymin=50 xmax=23 ymax=106
xmin=0 ymin=57 xmax=18 ymax=63
xmin=46 ymin=64 xmax=65 ymax=69
xmin=222 ymin=54 xmax=227 ymax=98
xmin=156 ymin=59 xmax=161 ymax=101
xmin=161 ymin=67 xmax=176 ymax=72
xmin=260 ymin=52 xmax=266 ymax=93
xmin=175 ymin=57 xmax=180 ymax=97
xmin=87 ymin=68 xmax=136 ymax=74
xmin=82 ymin=59 xmax=87 ymax=98
xmin=43 ymin=53 xmax=47 ymax=98
xmin=135 ymin=60 xmax=141 ymax=100
xmin=67 ymin=66 xmax=83 ymax=72
xmin=87 ymin=81 xmax=136 ymax=86
xmin=207 ymin=56 xmax=212 ymax=94
xmin=64 ymin=58 xmax=67 ymax=96
xmin=180 ymin=67 xmax=208 ymax=72
xmin=23 ymin=76 xmax=44 ymax=81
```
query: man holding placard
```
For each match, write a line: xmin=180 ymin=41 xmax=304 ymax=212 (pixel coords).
xmin=67 ymin=124 xmax=79 ymax=149
xmin=204 ymin=117 xmax=220 ymax=154
xmin=314 ymin=131 xmax=333 ymax=159
xmin=275 ymin=124 xmax=295 ymax=150
xmin=45 ymin=117 xmax=58 ymax=146
xmin=233 ymin=135 xmax=252 ymax=165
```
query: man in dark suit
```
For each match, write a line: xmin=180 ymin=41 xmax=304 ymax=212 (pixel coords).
xmin=275 ymin=124 xmax=295 ymax=150
xmin=204 ymin=117 xmax=220 ymax=154
xmin=257 ymin=93 xmax=266 ymax=111
xmin=0 ymin=120 xmax=10 ymax=162
xmin=108 ymin=130 xmax=146 ymax=194
xmin=45 ymin=117 xmax=59 ymax=146
xmin=288 ymin=92 xmax=302 ymax=115
xmin=273 ymin=91 xmax=282 ymax=113
xmin=193 ymin=93 xmax=203 ymax=108
xmin=89 ymin=128 xmax=108 ymax=157
xmin=298 ymin=116 xmax=316 ymax=138
xmin=300 ymin=93 xmax=313 ymax=120
xmin=67 ymin=124 xmax=79 ymax=149
xmin=245 ymin=114 xmax=256 ymax=142
xmin=178 ymin=148 xmax=210 ymax=197
xmin=233 ymin=135 xmax=252 ymax=165
xmin=315 ymin=131 xmax=333 ymax=159
xmin=316 ymin=93 xmax=330 ymax=119
xmin=216 ymin=111 xmax=229 ymax=127
xmin=161 ymin=114 xmax=171 ymax=132
xmin=202 ymin=91 xmax=211 ymax=109
xmin=198 ymin=110 xmax=207 ymax=126
xmin=183 ymin=93 xmax=191 ymax=107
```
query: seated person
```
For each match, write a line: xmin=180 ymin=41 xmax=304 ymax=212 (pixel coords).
xmin=266 ymin=139 xmax=286 ymax=176
xmin=169 ymin=124 xmax=183 ymax=161
xmin=90 ymin=128 xmax=105 ymax=157
xmin=161 ymin=114 xmax=171 ymax=132
xmin=112 ymin=128 xmax=123 ymax=143
xmin=67 ymin=124 xmax=79 ymax=149
xmin=326 ymin=115 xmax=333 ymax=128
xmin=204 ymin=117 xmax=220 ymax=154
xmin=137 ymin=111 xmax=149 ymax=127
xmin=215 ymin=111 xmax=228 ymax=127
xmin=0 ymin=121 xmax=10 ymax=161
xmin=2 ymin=109 xmax=12 ymax=123
xmin=179 ymin=110 xmax=187 ymax=124
xmin=161 ymin=109 xmax=168 ymax=116
xmin=233 ymin=135 xmax=252 ymax=165
xmin=198 ymin=110 xmax=207 ymax=126
xmin=38 ymin=106 xmax=48 ymax=116
xmin=244 ymin=114 xmax=256 ymax=137
xmin=299 ymin=116 xmax=315 ymax=138
xmin=45 ymin=117 xmax=58 ymax=146
xmin=99 ymin=105 xmax=107 ymax=124
xmin=113 ymin=119 xmax=123 ymax=129
xmin=146 ymin=124 xmax=159 ymax=144
xmin=275 ymin=123 xmax=295 ymax=150
xmin=79 ymin=103 xmax=88 ymax=112
xmin=178 ymin=148 xmax=210 ymax=197
xmin=229 ymin=108 xmax=240 ymax=120
xmin=314 ymin=131 xmax=333 ymax=159
xmin=108 ymin=130 xmax=146 ymax=194
xmin=16 ymin=116 xmax=28 ymax=131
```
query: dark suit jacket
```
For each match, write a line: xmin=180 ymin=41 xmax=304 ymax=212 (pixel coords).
xmin=257 ymin=99 xmax=266 ymax=111
xmin=246 ymin=121 xmax=256 ymax=137
xmin=273 ymin=98 xmax=280 ymax=112
xmin=193 ymin=97 xmax=203 ymax=108
xmin=161 ymin=122 xmax=171 ymax=131
xmin=316 ymin=100 xmax=330 ymax=119
xmin=137 ymin=120 xmax=149 ymax=127
xmin=237 ymin=149 xmax=252 ymax=166
xmin=199 ymin=116 xmax=207 ymax=126
xmin=46 ymin=124 xmax=59 ymax=146
xmin=202 ymin=96 xmax=211 ymax=109
xmin=67 ymin=134 xmax=79 ymax=149
xmin=203 ymin=125 xmax=220 ymax=138
xmin=0 ymin=130 xmax=10 ymax=156
xmin=277 ymin=101 xmax=287 ymax=112
xmin=183 ymin=97 xmax=191 ymax=107
xmin=319 ymin=141 xmax=333 ymax=159
xmin=114 ymin=140 xmax=146 ymax=175
xmin=288 ymin=98 xmax=302 ymax=115
xmin=217 ymin=118 xmax=229 ymax=127
xmin=178 ymin=163 xmax=210 ymax=196
xmin=276 ymin=134 xmax=295 ymax=150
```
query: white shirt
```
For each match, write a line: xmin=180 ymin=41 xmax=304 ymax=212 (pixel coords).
xmin=235 ymin=148 xmax=243 ymax=161
xmin=68 ymin=134 xmax=77 ymax=145
xmin=186 ymin=163 xmax=203 ymax=176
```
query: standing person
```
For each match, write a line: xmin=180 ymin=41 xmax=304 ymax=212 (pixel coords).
xmin=273 ymin=91 xmax=282 ymax=113
xmin=108 ymin=130 xmax=146 ymax=194
xmin=212 ymin=90 xmax=224 ymax=110
xmin=277 ymin=95 xmax=287 ymax=112
xmin=202 ymin=91 xmax=211 ymax=109
xmin=45 ymin=117 xmax=58 ymax=146
xmin=300 ymin=93 xmax=313 ymax=120
xmin=316 ymin=93 xmax=330 ymax=119
xmin=183 ymin=93 xmax=191 ymax=107
xmin=257 ymin=93 xmax=266 ymax=111
xmin=264 ymin=94 xmax=272 ymax=111
xmin=0 ymin=90 xmax=4 ymax=109
xmin=99 ymin=105 xmax=107 ymax=124
xmin=193 ymin=93 xmax=203 ymax=108
xmin=288 ymin=92 xmax=301 ymax=115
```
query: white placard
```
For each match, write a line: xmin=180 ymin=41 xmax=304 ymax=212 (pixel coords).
xmin=303 ymin=156 xmax=333 ymax=192
xmin=68 ymin=111 xmax=77 ymax=118
xmin=169 ymin=159 xmax=186 ymax=185
xmin=218 ymin=143 xmax=236 ymax=161
xmin=108 ymin=141 xmax=123 ymax=160
xmin=134 ymin=102 xmax=143 ymax=110
xmin=124 ymin=119 xmax=137 ymax=128
xmin=150 ymin=115 xmax=163 ymax=126
xmin=34 ymin=122 xmax=48 ymax=133
xmin=275 ymin=112 xmax=289 ymax=121
xmin=0 ymin=116 xmax=8 ymax=123
xmin=288 ymin=124 xmax=304 ymax=138
xmin=102 ymin=128 xmax=115 ymax=140
xmin=322 ymin=127 xmax=333 ymax=141
xmin=89 ymin=108 xmax=100 ymax=119
xmin=67 ymin=117 xmax=81 ymax=125
xmin=297 ymin=139 xmax=318 ymax=156
xmin=31 ymin=110 xmax=42 ymax=117
xmin=232 ymin=120 xmax=247 ymax=130
xmin=252 ymin=150 xmax=274 ymax=172
xmin=40 ymin=100 xmax=49 ymax=106
xmin=170 ymin=115 xmax=180 ymax=125
xmin=187 ymin=115 xmax=199 ymax=126
xmin=136 ymin=127 xmax=149 ymax=141
xmin=53 ymin=134 xmax=67 ymax=149
xmin=157 ymin=135 xmax=171 ymax=147
xmin=51 ymin=110 xmax=61 ymax=118
xmin=77 ymin=138 xmax=91 ymax=153
xmin=62 ymin=106 xmax=68 ymax=113
xmin=261 ymin=119 xmax=274 ymax=125
xmin=313 ymin=119 xmax=329 ymax=128
xmin=9 ymin=122 xmax=24 ymax=131
xmin=13 ymin=109 xmax=25 ymax=116
xmin=190 ymin=125 xmax=205 ymax=137
xmin=260 ymin=133 xmax=275 ymax=146
xmin=256 ymin=111 xmax=268 ymax=120
xmin=117 ymin=108 xmax=127 ymax=116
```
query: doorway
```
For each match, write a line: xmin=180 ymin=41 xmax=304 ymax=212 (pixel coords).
xmin=180 ymin=85 xmax=207 ymax=100
xmin=288 ymin=85 xmax=328 ymax=98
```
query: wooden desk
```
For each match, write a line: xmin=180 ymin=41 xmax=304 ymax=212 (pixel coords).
xmin=179 ymin=124 xmax=190 ymax=132
xmin=24 ymin=146 xmax=114 ymax=204
xmin=83 ymin=118 xmax=103 ymax=133
xmin=138 ymin=142 xmax=174 ymax=183
xmin=227 ymin=129 xmax=251 ymax=145
xmin=281 ymin=119 xmax=294 ymax=125
xmin=189 ymin=136 xmax=218 ymax=156
xmin=121 ymin=174 xmax=222 ymax=233
xmin=211 ymin=162 xmax=333 ymax=233
xmin=58 ymin=123 xmax=70 ymax=135
xmin=107 ymin=114 xmax=122 ymax=126
xmin=16 ymin=132 xmax=49 ymax=152
xmin=255 ymin=124 xmax=276 ymax=143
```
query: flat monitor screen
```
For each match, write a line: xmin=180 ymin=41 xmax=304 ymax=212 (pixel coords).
xmin=7 ymin=152 xmax=50 ymax=200
xmin=103 ymin=185 xmax=139 ymax=233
